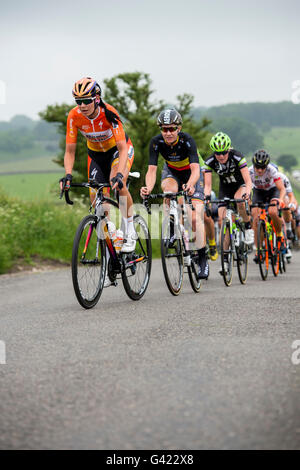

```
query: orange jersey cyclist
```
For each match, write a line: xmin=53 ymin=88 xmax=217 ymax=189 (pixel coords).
xmin=140 ymin=108 xmax=208 ymax=280
xmin=62 ymin=77 xmax=136 ymax=253
xmin=203 ymin=132 xmax=254 ymax=246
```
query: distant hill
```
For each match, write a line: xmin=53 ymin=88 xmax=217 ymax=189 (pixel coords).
xmin=193 ymin=101 xmax=300 ymax=129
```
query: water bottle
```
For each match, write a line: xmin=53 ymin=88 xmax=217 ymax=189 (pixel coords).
xmin=114 ymin=229 xmax=124 ymax=252
xmin=107 ymin=221 xmax=117 ymax=246
xmin=180 ymin=224 xmax=189 ymax=250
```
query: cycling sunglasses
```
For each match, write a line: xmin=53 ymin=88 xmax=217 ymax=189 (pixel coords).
xmin=75 ymin=97 xmax=95 ymax=105
xmin=254 ymin=164 xmax=267 ymax=169
xmin=215 ymin=150 xmax=228 ymax=155
xmin=160 ymin=126 xmax=178 ymax=133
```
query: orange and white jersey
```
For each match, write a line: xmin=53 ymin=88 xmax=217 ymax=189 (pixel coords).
xmin=66 ymin=103 xmax=126 ymax=152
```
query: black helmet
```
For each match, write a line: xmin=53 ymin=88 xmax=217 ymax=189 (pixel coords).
xmin=157 ymin=108 xmax=182 ymax=126
xmin=252 ymin=149 xmax=270 ymax=168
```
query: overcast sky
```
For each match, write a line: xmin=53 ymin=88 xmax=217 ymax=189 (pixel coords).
xmin=0 ymin=0 xmax=299 ymax=121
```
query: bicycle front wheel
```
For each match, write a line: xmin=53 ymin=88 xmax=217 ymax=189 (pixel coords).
xmin=122 ymin=215 xmax=152 ymax=300
xmin=161 ymin=215 xmax=184 ymax=296
xmin=236 ymin=224 xmax=248 ymax=285
xmin=72 ymin=215 xmax=106 ymax=309
xmin=220 ymin=218 xmax=234 ymax=286
xmin=270 ymin=231 xmax=280 ymax=277
xmin=257 ymin=220 xmax=269 ymax=281
xmin=187 ymin=249 xmax=202 ymax=293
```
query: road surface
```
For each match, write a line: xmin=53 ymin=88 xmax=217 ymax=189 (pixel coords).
xmin=0 ymin=252 xmax=300 ymax=449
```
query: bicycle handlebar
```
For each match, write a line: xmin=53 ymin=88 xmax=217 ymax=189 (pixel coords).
xmin=60 ymin=180 xmax=111 ymax=205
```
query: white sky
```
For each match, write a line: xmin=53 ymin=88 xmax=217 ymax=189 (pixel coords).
xmin=0 ymin=0 xmax=299 ymax=121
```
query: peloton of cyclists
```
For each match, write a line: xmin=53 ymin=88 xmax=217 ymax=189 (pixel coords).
xmin=140 ymin=108 xmax=209 ymax=279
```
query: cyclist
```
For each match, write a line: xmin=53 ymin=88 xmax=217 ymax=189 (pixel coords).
xmin=60 ymin=77 xmax=136 ymax=253
xmin=140 ymin=108 xmax=208 ymax=279
xmin=249 ymin=150 xmax=286 ymax=263
xmin=203 ymin=132 xmax=254 ymax=260
xmin=275 ymin=168 xmax=298 ymax=241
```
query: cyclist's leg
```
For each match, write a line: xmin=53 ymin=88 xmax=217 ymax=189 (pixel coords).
xmin=88 ymin=154 xmax=110 ymax=212
xmin=235 ymin=184 xmax=251 ymax=224
xmin=268 ymin=187 xmax=282 ymax=236
xmin=161 ymin=164 xmax=179 ymax=211
xmin=109 ymin=140 xmax=136 ymax=251
xmin=235 ymin=184 xmax=253 ymax=244
xmin=252 ymin=188 xmax=264 ymax=253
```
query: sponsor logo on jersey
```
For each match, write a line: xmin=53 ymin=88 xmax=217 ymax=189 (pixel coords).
xmin=79 ymin=129 xmax=113 ymax=142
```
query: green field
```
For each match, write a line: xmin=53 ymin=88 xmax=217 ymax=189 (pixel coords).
xmin=0 ymin=172 xmax=61 ymax=200
xmin=263 ymin=127 xmax=300 ymax=165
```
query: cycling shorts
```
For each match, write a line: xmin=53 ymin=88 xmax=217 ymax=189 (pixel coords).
xmin=87 ymin=139 xmax=134 ymax=184
xmin=161 ymin=163 xmax=204 ymax=201
xmin=218 ymin=181 xmax=246 ymax=207
xmin=252 ymin=186 xmax=280 ymax=204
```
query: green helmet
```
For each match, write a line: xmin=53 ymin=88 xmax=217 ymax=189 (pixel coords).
xmin=210 ymin=132 xmax=231 ymax=152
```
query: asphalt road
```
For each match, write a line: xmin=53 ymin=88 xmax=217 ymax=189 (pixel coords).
xmin=0 ymin=251 xmax=300 ymax=450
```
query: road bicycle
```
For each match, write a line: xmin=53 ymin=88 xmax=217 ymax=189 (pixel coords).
xmin=213 ymin=198 xmax=250 ymax=287
xmin=61 ymin=173 xmax=152 ymax=309
xmin=144 ymin=191 xmax=205 ymax=295
xmin=251 ymin=202 xmax=286 ymax=280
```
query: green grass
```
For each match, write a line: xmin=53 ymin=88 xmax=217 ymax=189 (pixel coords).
xmin=263 ymin=127 xmax=300 ymax=165
xmin=0 ymin=190 xmax=87 ymax=274
xmin=0 ymin=173 xmax=61 ymax=200
xmin=0 ymin=155 xmax=60 ymax=173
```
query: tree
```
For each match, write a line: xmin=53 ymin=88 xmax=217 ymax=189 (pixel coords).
xmin=277 ymin=154 xmax=298 ymax=172
xmin=207 ymin=116 xmax=264 ymax=156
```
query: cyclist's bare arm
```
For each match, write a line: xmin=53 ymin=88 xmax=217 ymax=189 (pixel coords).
xmin=184 ymin=163 xmax=200 ymax=192
xmin=141 ymin=165 xmax=157 ymax=196
xmin=240 ymin=166 xmax=252 ymax=197
xmin=115 ymin=139 xmax=128 ymax=177
xmin=64 ymin=143 xmax=76 ymax=175
xmin=203 ymin=171 xmax=212 ymax=198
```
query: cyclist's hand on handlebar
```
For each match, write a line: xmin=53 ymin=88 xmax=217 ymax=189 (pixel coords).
xmin=140 ymin=186 xmax=151 ymax=198
xmin=59 ymin=173 xmax=72 ymax=191
xmin=111 ymin=172 xmax=124 ymax=190
xmin=288 ymin=202 xmax=296 ymax=211
xmin=279 ymin=200 xmax=285 ymax=209
xmin=242 ymin=192 xmax=250 ymax=201
xmin=182 ymin=183 xmax=195 ymax=196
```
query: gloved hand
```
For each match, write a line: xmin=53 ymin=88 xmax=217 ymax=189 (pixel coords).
xmin=59 ymin=173 xmax=72 ymax=190
xmin=111 ymin=172 xmax=124 ymax=190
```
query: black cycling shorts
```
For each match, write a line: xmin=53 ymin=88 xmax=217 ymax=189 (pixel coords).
xmin=161 ymin=163 xmax=204 ymax=200
xmin=218 ymin=181 xmax=246 ymax=207
xmin=252 ymin=187 xmax=280 ymax=204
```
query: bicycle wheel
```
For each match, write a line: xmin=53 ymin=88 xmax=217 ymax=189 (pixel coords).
xmin=187 ymin=249 xmax=202 ymax=293
xmin=236 ymin=224 xmax=248 ymax=285
xmin=72 ymin=215 xmax=106 ymax=309
xmin=220 ymin=218 xmax=234 ymax=286
xmin=121 ymin=214 xmax=152 ymax=300
xmin=161 ymin=215 xmax=184 ymax=295
xmin=270 ymin=231 xmax=280 ymax=277
xmin=257 ymin=220 xmax=269 ymax=281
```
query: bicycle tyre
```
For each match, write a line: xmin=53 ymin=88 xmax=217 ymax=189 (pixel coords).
xmin=121 ymin=214 xmax=152 ymax=300
xmin=236 ymin=223 xmax=248 ymax=285
xmin=257 ymin=220 xmax=268 ymax=281
xmin=220 ymin=218 xmax=234 ymax=286
xmin=270 ymin=231 xmax=280 ymax=277
xmin=187 ymin=249 xmax=202 ymax=293
xmin=161 ymin=214 xmax=184 ymax=296
xmin=72 ymin=215 xmax=106 ymax=309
